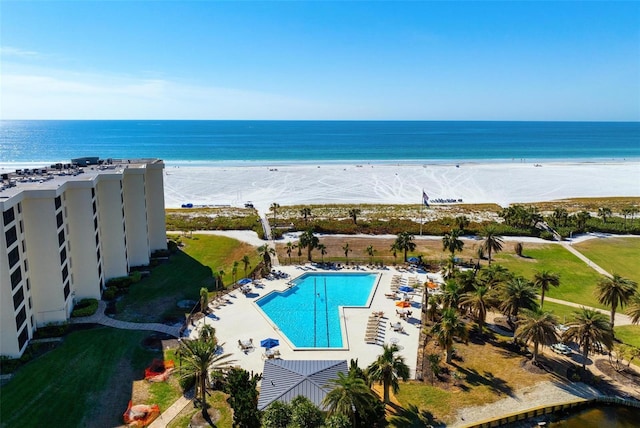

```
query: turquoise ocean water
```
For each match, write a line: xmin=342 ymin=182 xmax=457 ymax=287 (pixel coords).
xmin=1 ymin=120 xmax=639 ymax=165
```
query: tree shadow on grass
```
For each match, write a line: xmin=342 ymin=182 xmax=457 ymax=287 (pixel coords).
xmin=387 ymin=402 xmax=445 ymax=428
xmin=451 ymin=364 xmax=515 ymax=397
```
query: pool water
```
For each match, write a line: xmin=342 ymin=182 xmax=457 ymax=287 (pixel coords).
xmin=256 ymin=273 xmax=377 ymax=348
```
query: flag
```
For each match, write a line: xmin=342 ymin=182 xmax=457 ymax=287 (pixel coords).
xmin=422 ymin=190 xmax=430 ymax=207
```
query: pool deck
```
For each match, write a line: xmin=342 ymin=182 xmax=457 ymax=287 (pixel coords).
xmin=186 ymin=265 xmax=440 ymax=381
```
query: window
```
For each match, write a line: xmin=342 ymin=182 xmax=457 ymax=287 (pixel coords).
xmin=93 ymin=217 xmax=98 ymax=230
xmin=98 ymin=263 xmax=102 ymax=277
xmin=62 ymin=265 xmax=69 ymax=281
xmin=95 ymin=232 xmax=100 ymax=246
xmin=19 ymin=220 xmax=23 ymax=234
xmin=3 ymin=207 xmax=15 ymax=225
xmin=28 ymin=296 xmax=32 ymax=310
xmin=5 ymin=226 xmax=17 ymax=247
xmin=56 ymin=211 xmax=63 ymax=228
xmin=11 ymin=268 xmax=22 ymax=290
xmin=18 ymin=326 xmax=29 ymax=350
xmin=55 ymin=196 xmax=62 ymax=210
xmin=60 ymin=247 xmax=67 ymax=264
xmin=58 ymin=229 xmax=65 ymax=246
xmin=17 ymin=202 xmax=22 ymax=214
xmin=96 ymin=248 xmax=101 ymax=262
xmin=23 ymin=259 xmax=28 ymax=272
xmin=26 ymin=278 xmax=30 ymax=291
xmin=21 ymin=239 xmax=26 ymax=252
xmin=63 ymin=281 xmax=70 ymax=300
xmin=13 ymin=287 xmax=24 ymax=311
xmin=92 ymin=200 xmax=97 ymax=214
xmin=91 ymin=188 xmax=95 ymax=198
xmin=8 ymin=247 xmax=19 ymax=268
xmin=15 ymin=306 xmax=26 ymax=331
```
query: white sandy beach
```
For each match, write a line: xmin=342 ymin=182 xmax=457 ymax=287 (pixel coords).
xmin=162 ymin=161 xmax=640 ymax=213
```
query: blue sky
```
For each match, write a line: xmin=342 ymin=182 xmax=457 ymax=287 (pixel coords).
xmin=1 ymin=1 xmax=638 ymax=120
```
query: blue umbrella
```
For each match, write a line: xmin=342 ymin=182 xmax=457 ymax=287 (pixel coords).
xmin=407 ymin=257 xmax=420 ymax=263
xmin=238 ymin=278 xmax=252 ymax=285
xmin=399 ymin=285 xmax=413 ymax=292
xmin=260 ymin=338 xmax=279 ymax=349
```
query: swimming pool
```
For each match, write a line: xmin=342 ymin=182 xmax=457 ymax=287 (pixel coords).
xmin=256 ymin=273 xmax=378 ymax=349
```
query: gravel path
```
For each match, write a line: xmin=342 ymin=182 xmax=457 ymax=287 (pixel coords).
xmin=449 ymin=381 xmax=602 ymax=427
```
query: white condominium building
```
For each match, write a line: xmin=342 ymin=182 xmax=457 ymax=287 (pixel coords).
xmin=0 ymin=158 xmax=167 ymax=358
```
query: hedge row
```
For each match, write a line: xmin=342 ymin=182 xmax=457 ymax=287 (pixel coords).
xmin=71 ymin=299 xmax=99 ymax=318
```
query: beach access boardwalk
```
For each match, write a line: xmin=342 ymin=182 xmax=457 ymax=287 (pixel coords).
xmin=70 ymin=300 xmax=181 ymax=337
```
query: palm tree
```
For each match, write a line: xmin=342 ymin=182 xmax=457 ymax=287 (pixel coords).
xmin=389 ymin=242 xmax=398 ymax=263
xmin=426 ymin=295 xmax=441 ymax=322
xmin=563 ymin=308 xmax=614 ymax=369
xmin=322 ymin=372 xmax=377 ymax=426
xmin=431 ymin=308 xmax=468 ymax=364
xmin=460 ymin=285 xmax=490 ymax=330
xmin=573 ymin=211 xmax=591 ymax=231
xmin=348 ymin=208 xmax=361 ymax=225
xmin=270 ymin=202 xmax=280 ymax=226
xmin=365 ymin=245 xmax=376 ymax=264
xmin=299 ymin=229 xmax=319 ymax=261
xmin=499 ymin=276 xmax=539 ymax=325
xmin=551 ymin=207 xmax=568 ymax=228
xmin=257 ymin=244 xmax=276 ymax=271
xmin=626 ymin=293 xmax=640 ymax=324
xmin=442 ymin=280 xmax=462 ymax=311
xmin=178 ymin=337 xmax=235 ymax=415
xmin=442 ymin=255 xmax=458 ymax=280
xmin=231 ymin=261 xmax=239 ymax=285
xmin=300 ymin=207 xmax=312 ymax=225
xmin=317 ymin=243 xmax=327 ymax=262
xmin=596 ymin=274 xmax=638 ymax=330
xmin=478 ymin=264 xmax=511 ymax=289
xmin=454 ymin=215 xmax=470 ymax=232
xmin=394 ymin=232 xmax=416 ymax=262
xmin=442 ymin=229 xmax=464 ymax=257
xmin=597 ymin=206 xmax=612 ymax=223
xmin=285 ymin=241 xmax=297 ymax=265
xmin=533 ymin=270 xmax=560 ymax=308
xmin=515 ymin=308 xmax=559 ymax=363
xmin=342 ymin=243 xmax=352 ymax=265
xmin=366 ymin=344 xmax=410 ymax=404
xmin=200 ymin=287 xmax=209 ymax=313
xmin=241 ymin=255 xmax=251 ymax=277
xmin=480 ymin=225 xmax=503 ymax=265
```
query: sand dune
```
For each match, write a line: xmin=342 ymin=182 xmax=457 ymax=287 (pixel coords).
xmin=163 ymin=161 xmax=640 ymax=213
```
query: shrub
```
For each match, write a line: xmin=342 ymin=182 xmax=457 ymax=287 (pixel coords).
xmin=102 ymin=286 xmax=118 ymax=301
xmin=514 ymin=242 xmax=523 ymax=257
xmin=179 ymin=373 xmax=196 ymax=391
xmin=71 ymin=299 xmax=99 ymax=317
xmin=130 ymin=271 xmax=142 ymax=283
xmin=33 ymin=323 xmax=69 ymax=339
xmin=106 ymin=276 xmax=133 ymax=289
xmin=540 ymin=231 xmax=555 ymax=241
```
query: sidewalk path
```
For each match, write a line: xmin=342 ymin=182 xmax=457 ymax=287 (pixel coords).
xmin=148 ymin=395 xmax=192 ymax=428
xmin=560 ymin=242 xmax=613 ymax=278
xmin=543 ymin=296 xmax=633 ymax=327
xmin=70 ymin=300 xmax=181 ymax=337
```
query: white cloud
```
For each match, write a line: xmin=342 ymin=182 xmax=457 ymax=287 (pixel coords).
xmin=0 ymin=46 xmax=41 ymax=59
xmin=0 ymin=69 xmax=324 ymax=119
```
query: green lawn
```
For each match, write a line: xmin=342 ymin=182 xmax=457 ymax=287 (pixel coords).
xmin=116 ymin=234 xmax=261 ymax=322
xmin=492 ymin=244 xmax=605 ymax=309
xmin=538 ymin=300 xmax=584 ymax=325
xmin=615 ymin=325 xmax=640 ymax=348
xmin=574 ymin=237 xmax=640 ymax=285
xmin=0 ymin=327 xmax=158 ymax=428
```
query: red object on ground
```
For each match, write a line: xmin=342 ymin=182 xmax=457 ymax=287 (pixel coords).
xmin=123 ymin=400 xmax=160 ymax=427
xmin=144 ymin=359 xmax=175 ymax=382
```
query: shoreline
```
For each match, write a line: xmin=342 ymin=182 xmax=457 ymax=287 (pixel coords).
xmin=2 ymin=159 xmax=638 ymax=214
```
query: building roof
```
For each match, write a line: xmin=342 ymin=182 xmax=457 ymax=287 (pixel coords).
xmin=257 ymin=359 xmax=347 ymax=410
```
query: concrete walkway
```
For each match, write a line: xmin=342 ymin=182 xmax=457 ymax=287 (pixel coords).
xmin=560 ymin=241 xmax=613 ymax=278
xmin=71 ymin=300 xmax=181 ymax=337
xmin=148 ymin=395 xmax=193 ymax=428
xmin=543 ymin=296 xmax=633 ymax=326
